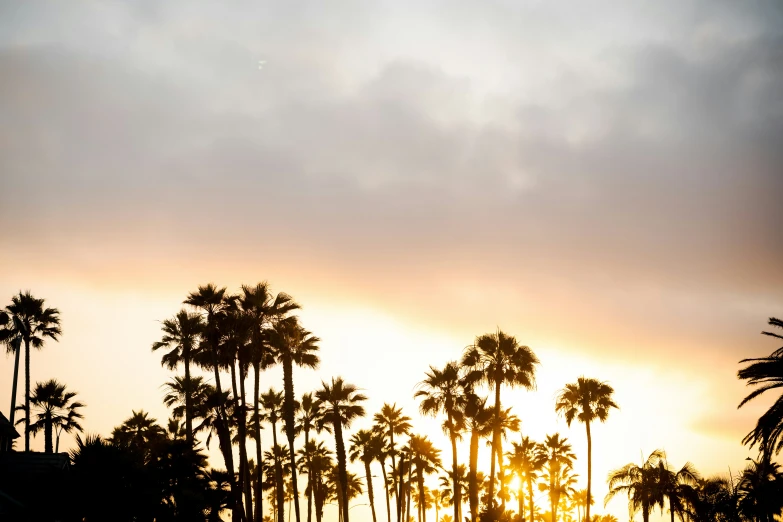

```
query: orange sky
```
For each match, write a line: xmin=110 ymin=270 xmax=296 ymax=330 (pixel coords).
xmin=1 ymin=1 xmax=782 ymax=521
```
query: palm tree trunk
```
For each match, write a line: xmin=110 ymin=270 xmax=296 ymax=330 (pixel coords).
xmin=44 ymin=410 xmax=53 ymax=453
xmin=398 ymin=455 xmax=407 ymax=522
xmin=393 ymin=433 xmax=401 ymax=522
xmin=8 ymin=340 xmax=20 ymax=450
xmin=469 ymin=430 xmax=479 ymax=522
xmin=254 ymin=362 xmax=264 ymax=522
xmin=24 ymin=337 xmax=30 ymax=452
xmin=366 ymin=460 xmax=378 ymax=522
xmin=306 ymin=427 xmax=313 ymax=522
xmin=418 ymin=466 xmax=425 ymax=522
xmin=585 ymin=421 xmax=591 ymax=522
xmin=185 ymin=351 xmax=193 ymax=445
xmin=238 ymin=366 xmax=254 ymax=522
xmin=283 ymin=359 xmax=303 ymax=522
xmin=526 ymin=477 xmax=534 ymax=522
xmin=406 ymin=465 xmax=412 ymax=522
xmin=499 ymin=437 xmax=506 ymax=511
xmin=670 ymin=499 xmax=675 ymax=522
xmin=382 ymin=459 xmax=392 ymax=522
xmin=448 ymin=415 xmax=461 ymax=522
xmin=272 ymin=421 xmax=285 ymax=522
xmin=334 ymin=412 xmax=350 ymax=522
xmin=489 ymin=378 xmax=501 ymax=504
xmin=518 ymin=483 xmax=524 ymax=522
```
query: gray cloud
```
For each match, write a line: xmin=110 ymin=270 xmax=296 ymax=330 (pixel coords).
xmin=1 ymin=0 xmax=781 ymax=363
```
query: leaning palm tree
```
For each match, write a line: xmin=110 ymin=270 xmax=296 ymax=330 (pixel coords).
xmin=152 ymin=309 xmax=204 ymax=444
xmin=272 ymin=317 xmax=321 ymax=522
xmin=22 ymin=379 xmax=84 ymax=453
xmin=185 ymin=284 xmax=242 ymax=522
xmin=462 ymin=329 xmax=539 ymax=504
xmin=0 ymin=291 xmax=61 ymax=451
xmin=316 ymin=377 xmax=367 ymax=522
xmin=555 ymin=377 xmax=618 ymax=522
xmin=738 ymin=317 xmax=783 ymax=460
xmin=350 ymin=428 xmax=384 ymax=522
xmin=374 ymin=403 xmax=413 ymax=522
xmin=415 ymin=361 xmax=470 ymax=522
xmin=605 ymin=449 xmax=667 ymax=522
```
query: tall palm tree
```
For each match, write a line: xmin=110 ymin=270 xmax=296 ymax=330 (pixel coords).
xmin=605 ymin=449 xmax=667 ymax=522
xmin=462 ymin=329 xmax=539 ymax=504
xmin=263 ymin=388 xmax=287 ymax=522
xmin=464 ymin=394 xmax=493 ymax=522
xmin=374 ymin=432 xmax=395 ymax=522
xmin=316 ymin=377 xmax=367 ymax=522
xmin=21 ymin=379 xmax=84 ymax=453
xmin=185 ymin=284 xmax=243 ymax=522
xmin=298 ymin=440 xmax=333 ymax=522
xmin=488 ymin=407 xmax=520 ymax=510
xmin=272 ymin=317 xmax=321 ymax=522
xmin=350 ymin=428 xmax=384 ymax=522
xmin=539 ymin=434 xmax=576 ymax=522
xmin=111 ymin=409 xmax=166 ymax=460
xmin=0 ymin=291 xmax=61 ymax=451
xmin=555 ymin=377 xmax=618 ymax=522
xmin=415 ymin=362 xmax=470 ymax=522
xmin=298 ymin=392 xmax=328 ymax=522
xmin=162 ymin=375 xmax=214 ymax=430
xmin=241 ymin=282 xmax=301 ymax=522
xmin=737 ymin=317 xmax=783 ymax=460
xmin=657 ymin=457 xmax=700 ymax=522
xmin=374 ymin=403 xmax=413 ymax=522
xmin=508 ymin=436 xmax=546 ymax=522
xmin=408 ymin=434 xmax=443 ymax=522
xmin=152 ymin=309 xmax=204 ymax=445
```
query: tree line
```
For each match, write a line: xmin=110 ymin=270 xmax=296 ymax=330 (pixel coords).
xmin=1 ymin=287 xmax=781 ymax=522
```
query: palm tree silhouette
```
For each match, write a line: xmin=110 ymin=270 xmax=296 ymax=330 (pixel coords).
xmin=0 ymin=291 xmax=61 ymax=451
xmin=263 ymin=387 xmax=287 ymax=522
xmin=152 ymin=309 xmax=204 ymax=445
xmin=408 ymin=434 xmax=442 ymax=522
xmin=299 ymin=440 xmax=333 ymax=522
xmin=374 ymin=403 xmax=413 ymax=522
xmin=272 ymin=317 xmax=321 ymax=522
xmin=539 ymin=433 xmax=576 ymax=522
xmin=350 ymin=428 xmax=384 ymax=522
xmin=111 ymin=409 xmax=166 ymax=460
xmin=464 ymin=394 xmax=492 ymax=522
xmin=462 ymin=329 xmax=539 ymax=505
xmin=508 ymin=436 xmax=545 ymax=522
xmin=605 ymin=449 xmax=667 ymax=522
xmin=736 ymin=458 xmax=783 ymax=522
xmin=555 ymin=377 xmax=618 ymax=522
xmin=737 ymin=317 xmax=783 ymax=460
xmin=317 ymin=377 xmax=367 ymax=522
xmin=21 ymin=379 xmax=84 ymax=453
xmin=415 ymin=361 xmax=471 ymax=522
xmin=488 ymin=406 xmax=520 ymax=511
xmin=241 ymin=282 xmax=301 ymax=522
xmin=185 ymin=284 xmax=243 ymax=522
xmin=297 ymin=392 xmax=329 ymax=522
xmin=656 ymin=456 xmax=700 ymax=522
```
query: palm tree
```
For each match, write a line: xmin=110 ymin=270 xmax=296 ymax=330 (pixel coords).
xmin=462 ymin=329 xmax=539 ymax=504
xmin=555 ymin=377 xmax=618 ymax=522
xmin=691 ymin=475 xmax=740 ymax=522
xmin=152 ymin=309 xmax=204 ymax=444
xmin=605 ymin=449 xmax=667 ymax=522
xmin=488 ymin=407 xmax=520 ymax=510
xmin=374 ymin=403 xmax=413 ymax=522
xmin=539 ymin=434 xmax=576 ymax=522
xmin=297 ymin=393 xmax=328 ymax=522
xmin=241 ymin=282 xmax=301 ymax=522
xmin=464 ymin=394 xmax=493 ymax=522
xmin=408 ymin=434 xmax=443 ymax=522
xmin=508 ymin=437 xmax=546 ymax=522
xmin=185 ymin=283 xmax=242 ymax=522
xmin=272 ymin=317 xmax=321 ymax=522
xmin=0 ymin=291 xmax=61 ymax=451
xmin=263 ymin=388 xmax=287 ymax=522
xmin=415 ymin=362 xmax=470 ymax=522
xmin=316 ymin=377 xmax=367 ymax=522
xmin=736 ymin=458 xmax=783 ymax=522
xmin=350 ymin=428 xmax=384 ymax=522
xmin=299 ymin=440 xmax=333 ymax=522
xmin=111 ymin=409 xmax=166 ymax=459
xmin=21 ymin=379 xmax=84 ymax=453
xmin=162 ymin=375 xmax=213 ymax=425
xmin=737 ymin=317 xmax=783 ymax=460
xmin=656 ymin=457 xmax=700 ymax=522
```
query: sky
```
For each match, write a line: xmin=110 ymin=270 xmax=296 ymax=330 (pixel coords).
xmin=1 ymin=1 xmax=782 ymax=521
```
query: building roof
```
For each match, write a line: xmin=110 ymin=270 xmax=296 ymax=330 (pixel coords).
xmin=0 ymin=412 xmax=19 ymax=440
